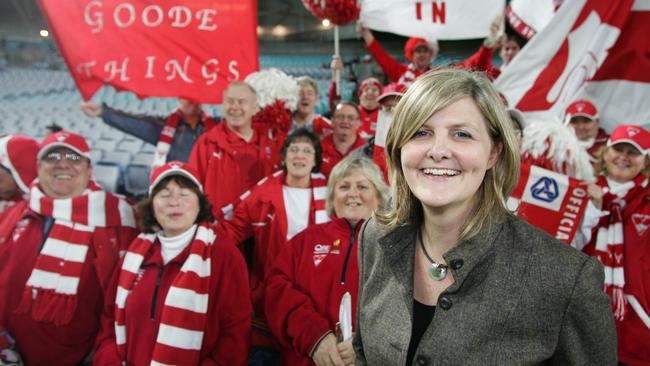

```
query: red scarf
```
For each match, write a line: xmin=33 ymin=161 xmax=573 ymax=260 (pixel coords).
xmin=221 ymin=170 xmax=329 ymax=224
xmin=154 ymin=110 xmax=217 ymax=168
xmin=397 ymin=63 xmax=429 ymax=88
xmin=594 ymin=174 xmax=649 ymax=320
xmin=16 ymin=181 xmax=136 ymax=326
xmin=115 ymin=222 xmax=215 ymax=365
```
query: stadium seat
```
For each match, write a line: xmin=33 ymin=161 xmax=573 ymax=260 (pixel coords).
xmin=101 ymin=151 xmax=132 ymax=167
xmin=131 ymin=151 xmax=154 ymax=166
xmin=93 ymin=163 xmax=121 ymax=193
xmin=94 ymin=139 xmax=117 ymax=151
xmin=90 ymin=149 xmax=104 ymax=163
xmin=117 ymin=139 xmax=143 ymax=153
xmin=124 ymin=164 xmax=151 ymax=198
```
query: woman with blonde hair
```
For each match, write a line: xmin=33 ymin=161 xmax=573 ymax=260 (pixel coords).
xmin=572 ymin=125 xmax=650 ymax=365
xmin=353 ymin=68 xmax=616 ymax=365
xmin=265 ymin=157 xmax=388 ymax=366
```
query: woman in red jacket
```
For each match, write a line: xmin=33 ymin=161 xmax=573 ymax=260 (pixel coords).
xmin=265 ymin=157 xmax=388 ymax=366
xmin=572 ymin=125 xmax=650 ymax=365
xmin=216 ymin=128 xmax=330 ymax=362
xmin=93 ymin=161 xmax=251 ymax=366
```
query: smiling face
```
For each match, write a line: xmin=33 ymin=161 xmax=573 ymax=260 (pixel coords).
xmin=38 ymin=147 xmax=91 ymax=199
xmin=332 ymin=104 xmax=360 ymax=138
xmin=412 ymin=44 xmax=434 ymax=71
xmin=400 ymin=97 xmax=499 ymax=216
xmin=297 ymin=84 xmax=318 ymax=116
xmin=332 ymin=169 xmax=379 ymax=226
xmin=223 ymin=83 xmax=257 ymax=130
xmin=359 ymin=84 xmax=381 ymax=110
xmin=569 ymin=116 xmax=599 ymax=141
xmin=153 ymin=178 xmax=200 ymax=237
xmin=284 ymin=140 xmax=317 ymax=182
xmin=604 ymin=143 xmax=647 ymax=183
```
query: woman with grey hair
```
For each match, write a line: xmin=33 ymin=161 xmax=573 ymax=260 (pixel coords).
xmin=353 ymin=68 xmax=616 ymax=365
xmin=265 ymin=157 xmax=388 ymax=366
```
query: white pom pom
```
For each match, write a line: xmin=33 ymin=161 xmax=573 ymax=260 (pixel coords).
xmin=245 ymin=68 xmax=299 ymax=111
xmin=521 ymin=118 xmax=594 ymax=181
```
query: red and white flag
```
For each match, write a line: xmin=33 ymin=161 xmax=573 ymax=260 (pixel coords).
xmin=359 ymin=0 xmax=505 ymax=40
xmin=495 ymin=0 xmax=650 ymax=132
xmin=38 ymin=0 xmax=259 ymax=104
xmin=509 ymin=164 xmax=589 ymax=244
xmin=505 ymin=0 xmax=558 ymax=40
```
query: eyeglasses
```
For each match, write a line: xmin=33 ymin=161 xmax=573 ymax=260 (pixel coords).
xmin=42 ymin=151 xmax=85 ymax=164
xmin=333 ymin=114 xmax=358 ymax=122
xmin=287 ymin=146 xmax=315 ymax=155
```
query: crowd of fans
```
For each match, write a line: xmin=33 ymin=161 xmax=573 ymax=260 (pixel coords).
xmin=0 ymin=16 xmax=648 ymax=366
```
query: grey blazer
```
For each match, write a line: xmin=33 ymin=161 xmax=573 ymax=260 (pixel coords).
xmin=353 ymin=215 xmax=617 ymax=366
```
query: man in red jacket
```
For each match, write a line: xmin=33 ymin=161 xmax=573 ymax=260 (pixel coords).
xmin=320 ymin=102 xmax=366 ymax=177
xmin=0 ymin=131 xmax=138 ymax=366
xmin=188 ymin=81 xmax=283 ymax=218
xmin=564 ymin=100 xmax=609 ymax=163
xmin=356 ymin=21 xmax=438 ymax=87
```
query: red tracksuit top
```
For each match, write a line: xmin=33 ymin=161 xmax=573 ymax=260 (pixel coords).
xmin=216 ymin=173 xmax=328 ymax=350
xmin=265 ymin=218 xmax=363 ymax=365
xmin=320 ymin=134 xmax=366 ymax=178
xmin=93 ymin=231 xmax=252 ymax=366
xmin=188 ymin=123 xmax=283 ymax=217
xmin=0 ymin=201 xmax=137 ymax=366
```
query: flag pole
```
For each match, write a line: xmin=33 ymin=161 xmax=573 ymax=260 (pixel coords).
xmin=334 ymin=24 xmax=341 ymax=96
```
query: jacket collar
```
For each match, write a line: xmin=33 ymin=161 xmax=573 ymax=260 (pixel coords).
xmin=377 ymin=216 xmax=509 ymax=295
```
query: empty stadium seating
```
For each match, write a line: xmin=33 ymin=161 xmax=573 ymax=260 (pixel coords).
xmin=0 ymin=56 xmax=356 ymax=197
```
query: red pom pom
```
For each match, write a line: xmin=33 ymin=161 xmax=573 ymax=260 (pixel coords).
xmin=252 ymin=100 xmax=293 ymax=134
xmin=301 ymin=0 xmax=360 ymax=25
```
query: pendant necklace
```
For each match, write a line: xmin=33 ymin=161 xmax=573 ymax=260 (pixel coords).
xmin=418 ymin=229 xmax=448 ymax=281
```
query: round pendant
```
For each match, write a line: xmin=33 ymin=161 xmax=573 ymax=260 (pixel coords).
xmin=429 ymin=264 xmax=447 ymax=281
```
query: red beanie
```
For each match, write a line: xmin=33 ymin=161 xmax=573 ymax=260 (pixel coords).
xmin=404 ymin=37 xmax=439 ymax=61
xmin=0 ymin=135 xmax=39 ymax=194
xmin=358 ymin=77 xmax=382 ymax=97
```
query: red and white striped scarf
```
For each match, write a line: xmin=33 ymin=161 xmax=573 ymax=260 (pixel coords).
xmin=153 ymin=110 xmax=217 ymax=168
xmin=594 ymin=174 xmax=648 ymax=320
xmin=397 ymin=64 xmax=422 ymax=88
xmin=16 ymin=181 xmax=136 ymax=326
xmin=221 ymin=170 xmax=329 ymax=224
xmin=115 ymin=222 xmax=216 ymax=365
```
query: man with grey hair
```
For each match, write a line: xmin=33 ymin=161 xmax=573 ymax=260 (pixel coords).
xmin=188 ymin=81 xmax=283 ymax=217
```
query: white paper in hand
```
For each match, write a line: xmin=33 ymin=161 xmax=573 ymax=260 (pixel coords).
xmin=339 ymin=292 xmax=353 ymax=341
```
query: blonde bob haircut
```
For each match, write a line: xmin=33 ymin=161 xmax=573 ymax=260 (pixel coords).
xmin=377 ymin=68 xmax=520 ymax=241
xmin=325 ymin=156 xmax=389 ymax=218
xmin=593 ymin=145 xmax=650 ymax=178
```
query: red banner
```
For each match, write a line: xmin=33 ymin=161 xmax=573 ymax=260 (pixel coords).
xmin=510 ymin=163 xmax=589 ymax=244
xmin=38 ymin=0 xmax=259 ymax=104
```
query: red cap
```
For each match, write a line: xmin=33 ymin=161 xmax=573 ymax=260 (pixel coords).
xmin=0 ymin=135 xmax=39 ymax=194
xmin=565 ymin=100 xmax=598 ymax=122
xmin=38 ymin=131 xmax=91 ymax=161
xmin=149 ymin=161 xmax=203 ymax=195
xmin=404 ymin=37 xmax=439 ymax=61
xmin=358 ymin=77 xmax=382 ymax=97
xmin=377 ymin=83 xmax=407 ymax=103
xmin=607 ymin=125 xmax=650 ymax=155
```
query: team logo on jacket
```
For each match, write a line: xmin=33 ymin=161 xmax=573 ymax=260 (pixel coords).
xmin=12 ymin=218 xmax=29 ymax=242
xmin=631 ymin=214 xmax=650 ymax=236
xmin=313 ymin=244 xmax=331 ymax=267
xmin=213 ymin=151 xmax=222 ymax=159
